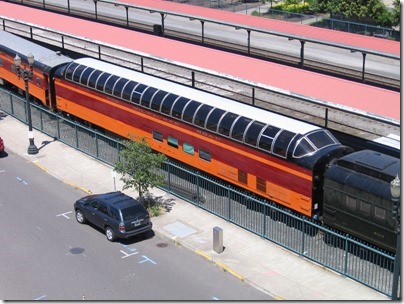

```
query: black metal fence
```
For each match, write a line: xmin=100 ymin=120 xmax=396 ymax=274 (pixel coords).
xmin=172 ymin=1 xmax=400 ymax=41
xmin=0 ymin=88 xmax=397 ymax=298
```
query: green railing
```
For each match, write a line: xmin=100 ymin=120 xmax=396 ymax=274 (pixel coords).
xmin=0 ymin=88 xmax=396 ymax=297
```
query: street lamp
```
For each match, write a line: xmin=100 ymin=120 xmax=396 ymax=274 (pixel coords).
xmin=14 ymin=53 xmax=39 ymax=155
xmin=391 ymin=174 xmax=400 ymax=300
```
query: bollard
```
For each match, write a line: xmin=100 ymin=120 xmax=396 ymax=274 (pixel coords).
xmin=213 ymin=226 xmax=224 ymax=253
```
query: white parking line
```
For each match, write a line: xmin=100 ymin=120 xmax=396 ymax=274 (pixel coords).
xmin=56 ymin=211 xmax=72 ymax=219
xmin=120 ymin=250 xmax=139 ymax=259
xmin=16 ymin=176 xmax=28 ymax=185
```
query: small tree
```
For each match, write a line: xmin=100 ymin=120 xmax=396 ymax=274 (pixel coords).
xmin=114 ymin=135 xmax=167 ymax=200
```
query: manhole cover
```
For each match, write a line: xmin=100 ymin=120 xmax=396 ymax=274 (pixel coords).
xmin=157 ymin=243 xmax=168 ymax=248
xmin=69 ymin=247 xmax=85 ymax=254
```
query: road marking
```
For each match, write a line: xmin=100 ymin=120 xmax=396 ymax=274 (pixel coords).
xmin=0 ymin=170 xmax=5 ymax=173
xmin=138 ymin=255 xmax=156 ymax=265
xmin=34 ymin=295 xmax=46 ymax=300
xmin=16 ymin=176 xmax=28 ymax=185
xmin=120 ymin=250 xmax=139 ymax=258
xmin=56 ymin=211 xmax=72 ymax=219
xmin=119 ymin=243 xmax=137 ymax=252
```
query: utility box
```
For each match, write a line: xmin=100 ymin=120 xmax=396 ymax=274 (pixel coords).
xmin=213 ymin=226 xmax=223 ymax=253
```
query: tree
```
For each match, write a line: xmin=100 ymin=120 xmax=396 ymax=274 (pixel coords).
xmin=391 ymin=0 xmax=400 ymax=28
xmin=312 ymin=0 xmax=399 ymax=27
xmin=114 ymin=136 xmax=167 ymax=200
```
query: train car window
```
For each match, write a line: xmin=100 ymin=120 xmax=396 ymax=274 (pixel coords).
xmin=96 ymin=72 xmax=111 ymax=91
xmin=244 ymin=121 xmax=266 ymax=146
xmin=346 ymin=196 xmax=357 ymax=211
xmin=199 ymin=149 xmax=211 ymax=162
xmin=64 ymin=62 xmax=79 ymax=80
xmin=161 ymin=93 xmax=179 ymax=115
xmin=167 ymin=136 xmax=178 ymax=148
xmin=360 ymin=200 xmax=371 ymax=215
xmin=122 ymin=81 xmax=137 ymax=101
xmin=113 ymin=78 xmax=130 ymax=98
xmin=79 ymin=67 xmax=94 ymax=86
xmin=35 ymin=77 xmax=41 ymax=86
xmin=141 ymin=87 xmax=158 ymax=108
xmin=182 ymin=100 xmax=202 ymax=123
xmin=256 ymin=177 xmax=266 ymax=193
xmin=72 ymin=64 xmax=87 ymax=83
xmin=273 ymin=130 xmax=296 ymax=158
xmin=374 ymin=206 xmax=386 ymax=221
xmin=238 ymin=170 xmax=247 ymax=184
xmin=258 ymin=125 xmax=280 ymax=152
xmin=88 ymin=69 xmax=103 ymax=89
xmin=231 ymin=116 xmax=252 ymax=142
xmin=307 ymin=130 xmax=338 ymax=149
xmin=293 ymin=138 xmax=316 ymax=158
xmin=0 ymin=58 xmax=3 ymax=66
xmin=183 ymin=142 xmax=194 ymax=155
xmin=194 ymin=104 xmax=214 ymax=127
xmin=171 ymin=97 xmax=190 ymax=119
xmin=104 ymin=75 xmax=120 ymax=95
xmin=131 ymin=83 xmax=147 ymax=104
xmin=205 ymin=108 xmax=226 ymax=132
xmin=218 ymin=112 xmax=239 ymax=137
xmin=152 ymin=130 xmax=163 ymax=142
xmin=151 ymin=90 xmax=169 ymax=111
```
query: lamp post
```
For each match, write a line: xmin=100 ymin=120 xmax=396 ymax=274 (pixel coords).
xmin=14 ymin=53 xmax=39 ymax=155
xmin=391 ymin=174 xmax=401 ymax=300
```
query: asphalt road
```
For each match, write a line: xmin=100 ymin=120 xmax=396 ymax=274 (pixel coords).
xmin=0 ymin=150 xmax=272 ymax=300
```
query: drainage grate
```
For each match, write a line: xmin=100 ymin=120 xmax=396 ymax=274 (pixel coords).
xmin=69 ymin=247 xmax=85 ymax=254
xmin=156 ymin=243 xmax=168 ymax=248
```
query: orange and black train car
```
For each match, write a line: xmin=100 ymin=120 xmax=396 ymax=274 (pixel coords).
xmin=0 ymin=31 xmax=400 ymax=252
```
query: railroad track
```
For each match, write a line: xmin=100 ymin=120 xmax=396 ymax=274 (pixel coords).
xmin=6 ymin=0 xmax=399 ymax=91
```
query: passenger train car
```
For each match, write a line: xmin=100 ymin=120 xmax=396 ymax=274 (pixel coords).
xmin=0 ymin=31 xmax=400 ymax=252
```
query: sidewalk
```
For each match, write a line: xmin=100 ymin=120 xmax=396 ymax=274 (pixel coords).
xmin=0 ymin=114 xmax=389 ymax=300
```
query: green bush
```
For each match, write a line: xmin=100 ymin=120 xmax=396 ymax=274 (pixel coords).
xmin=273 ymin=0 xmax=309 ymax=13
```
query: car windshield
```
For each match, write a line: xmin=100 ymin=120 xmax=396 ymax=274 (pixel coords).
xmin=121 ymin=205 xmax=146 ymax=221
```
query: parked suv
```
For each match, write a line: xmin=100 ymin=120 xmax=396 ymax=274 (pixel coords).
xmin=74 ymin=191 xmax=152 ymax=242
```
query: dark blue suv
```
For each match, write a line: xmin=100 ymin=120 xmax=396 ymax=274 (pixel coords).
xmin=74 ymin=191 xmax=152 ymax=242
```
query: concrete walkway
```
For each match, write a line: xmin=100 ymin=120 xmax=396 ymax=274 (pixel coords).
xmin=0 ymin=113 xmax=390 ymax=300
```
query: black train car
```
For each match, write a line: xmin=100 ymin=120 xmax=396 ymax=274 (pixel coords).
xmin=322 ymin=150 xmax=400 ymax=253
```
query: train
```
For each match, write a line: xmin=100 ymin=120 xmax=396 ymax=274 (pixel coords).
xmin=0 ymin=31 xmax=400 ymax=253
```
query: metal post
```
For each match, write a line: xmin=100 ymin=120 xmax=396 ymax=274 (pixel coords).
xmin=299 ymin=40 xmax=305 ymax=68
xmin=361 ymin=52 xmax=367 ymax=83
xmin=247 ymin=30 xmax=251 ymax=54
xmin=14 ymin=54 xmax=38 ymax=155
xmin=391 ymin=175 xmax=401 ymax=300
xmin=213 ymin=226 xmax=223 ymax=253
xmin=392 ymin=215 xmax=401 ymax=300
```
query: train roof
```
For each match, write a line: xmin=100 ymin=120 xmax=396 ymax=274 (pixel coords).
xmin=72 ymin=57 xmax=320 ymax=136
xmin=56 ymin=57 xmax=347 ymax=163
xmin=0 ymin=30 xmax=72 ymax=72
xmin=334 ymin=150 xmax=400 ymax=182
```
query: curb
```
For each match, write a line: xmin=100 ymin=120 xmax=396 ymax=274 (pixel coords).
xmin=33 ymin=160 xmax=92 ymax=195
xmin=63 ymin=179 xmax=93 ymax=194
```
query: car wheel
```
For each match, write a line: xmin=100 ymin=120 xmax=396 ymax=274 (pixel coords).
xmin=75 ymin=209 xmax=86 ymax=224
xmin=105 ymin=226 xmax=116 ymax=242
